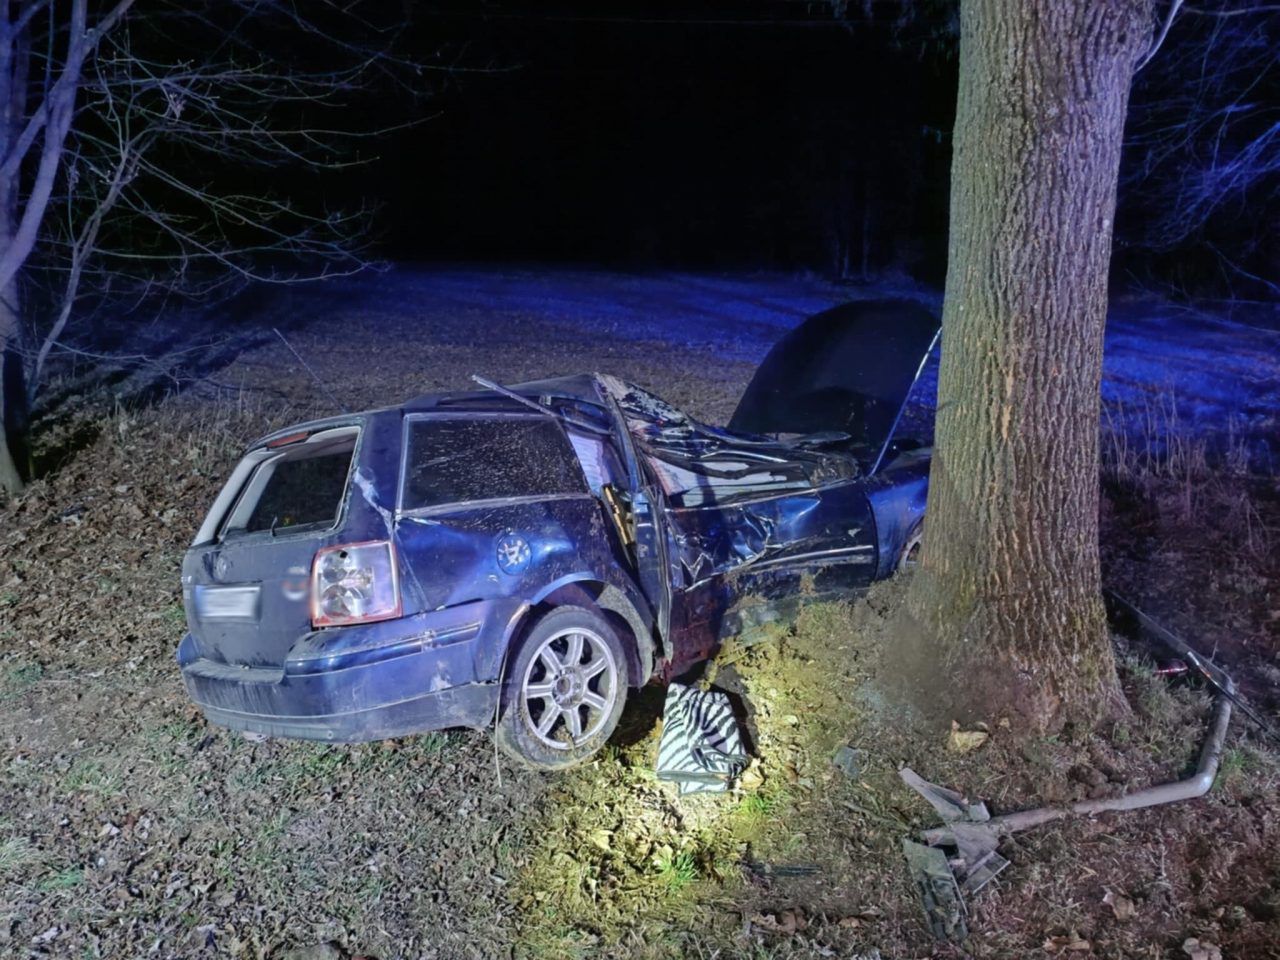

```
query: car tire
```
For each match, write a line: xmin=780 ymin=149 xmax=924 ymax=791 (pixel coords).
xmin=495 ymin=605 xmax=630 ymax=771
xmin=897 ymin=520 xmax=924 ymax=574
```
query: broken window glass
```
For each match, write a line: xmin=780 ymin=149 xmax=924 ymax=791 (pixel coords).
xmin=223 ymin=431 xmax=358 ymax=537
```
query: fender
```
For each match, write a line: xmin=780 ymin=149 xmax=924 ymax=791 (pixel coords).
xmin=527 ymin=570 xmax=659 ymax=685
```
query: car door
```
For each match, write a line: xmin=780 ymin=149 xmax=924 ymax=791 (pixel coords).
xmin=596 ymin=375 xmax=880 ymax=671
xmin=597 ymin=380 xmax=674 ymax=649
xmin=662 ymin=469 xmax=878 ymax=648
xmin=728 ymin=477 xmax=879 ymax=598
xmin=660 ymin=471 xmax=880 ymax=599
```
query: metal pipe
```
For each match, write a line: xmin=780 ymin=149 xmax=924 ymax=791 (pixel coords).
xmin=922 ymin=681 xmax=1234 ymax=845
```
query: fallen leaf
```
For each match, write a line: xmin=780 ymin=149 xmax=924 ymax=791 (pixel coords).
xmin=777 ymin=909 xmax=807 ymax=934
xmin=947 ymin=720 xmax=990 ymax=753
xmin=1103 ymin=889 xmax=1136 ymax=920
xmin=739 ymin=759 xmax=765 ymax=792
xmin=1182 ymin=938 xmax=1223 ymax=960
xmin=588 ymin=828 xmax=612 ymax=852
xmin=750 ymin=909 xmax=808 ymax=936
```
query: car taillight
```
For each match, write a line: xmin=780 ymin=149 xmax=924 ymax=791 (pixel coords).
xmin=311 ymin=540 xmax=401 ymax=628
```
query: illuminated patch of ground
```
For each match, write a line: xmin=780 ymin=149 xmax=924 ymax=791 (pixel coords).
xmin=510 ymin=592 xmax=937 ymax=958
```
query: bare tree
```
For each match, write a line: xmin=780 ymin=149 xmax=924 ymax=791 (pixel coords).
xmin=896 ymin=0 xmax=1152 ymax=730
xmin=2 ymin=0 xmax=130 ymax=491
xmin=1122 ymin=2 xmax=1280 ymax=296
xmin=0 ymin=0 xmax=421 ymax=494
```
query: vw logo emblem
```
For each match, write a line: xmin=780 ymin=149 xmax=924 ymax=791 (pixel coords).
xmin=496 ymin=534 xmax=531 ymax=575
xmin=214 ymin=553 xmax=231 ymax=581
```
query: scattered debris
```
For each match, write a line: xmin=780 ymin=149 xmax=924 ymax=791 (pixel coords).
xmin=899 ymin=767 xmax=990 ymax=823
xmin=1182 ymin=938 xmax=1223 ymax=960
xmin=1107 ymin=590 xmax=1278 ymax=742
xmin=655 ymin=683 xmax=747 ymax=795
xmin=948 ymin=823 xmax=1009 ymax=895
xmin=901 ymin=839 xmax=967 ymax=941
xmin=832 ymin=744 xmax=864 ymax=778
xmin=1102 ymin=888 xmax=1137 ymax=921
xmin=899 ymin=767 xmax=1008 ymax=909
xmin=946 ymin=720 xmax=989 ymax=753
xmin=897 ymin=600 xmax=1248 ymax=944
xmin=742 ymin=861 xmax=819 ymax=879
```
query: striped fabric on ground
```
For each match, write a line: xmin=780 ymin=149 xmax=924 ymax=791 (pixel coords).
xmin=655 ymin=682 xmax=748 ymax=796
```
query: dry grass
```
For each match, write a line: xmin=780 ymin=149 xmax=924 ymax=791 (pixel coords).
xmin=1102 ymin=394 xmax=1274 ymax=563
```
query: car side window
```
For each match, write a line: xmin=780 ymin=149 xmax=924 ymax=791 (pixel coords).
xmin=400 ymin=415 xmax=588 ymax=512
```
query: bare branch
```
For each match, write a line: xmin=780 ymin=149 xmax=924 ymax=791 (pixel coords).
xmin=1136 ymin=0 xmax=1184 ymax=71
xmin=4 ymin=0 xmax=460 ymax=414
xmin=1184 ymin=3 xmax=1280 ymax=15
xmin=0 ymin=0 xmax=136 ymax=291
xmin=4 ymin=0 xmax=53 ymax=40
xmin=0 ymin=0 xmax=134 ymax=183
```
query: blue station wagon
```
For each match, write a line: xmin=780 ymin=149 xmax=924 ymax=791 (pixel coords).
xmin=178 ymin=300 xmax=940 ymax=768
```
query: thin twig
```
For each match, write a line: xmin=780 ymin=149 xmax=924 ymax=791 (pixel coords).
xmin=272 ymin=328 xmax=348 ymax=414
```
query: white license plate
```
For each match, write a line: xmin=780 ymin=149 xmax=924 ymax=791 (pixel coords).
xmin=195 ymin=585 xmax=260 ymax=621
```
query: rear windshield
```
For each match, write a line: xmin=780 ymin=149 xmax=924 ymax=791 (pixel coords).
xmin=222 ymin=431 xmax=357 ymax=537
xmin=401 ymin=415 xmax=586 ymax=512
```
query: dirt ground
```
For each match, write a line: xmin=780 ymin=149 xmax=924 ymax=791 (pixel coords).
xmin=1 ymin=269 xmax=1277 ymax=959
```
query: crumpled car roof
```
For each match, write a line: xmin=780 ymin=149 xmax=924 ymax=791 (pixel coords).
xmin=595 ymin=373 xmax=854 ymax=507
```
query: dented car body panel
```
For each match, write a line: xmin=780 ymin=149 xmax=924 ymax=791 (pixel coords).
xmin=177 ymin=299 xmax=940 ymax=742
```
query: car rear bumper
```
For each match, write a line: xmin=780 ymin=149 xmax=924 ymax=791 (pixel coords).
xmin=177 ymin=599 xmax=516 ymax=742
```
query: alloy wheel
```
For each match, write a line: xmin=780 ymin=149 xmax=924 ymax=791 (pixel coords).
xmin=520 ymin=627 xmax=620 ymax=749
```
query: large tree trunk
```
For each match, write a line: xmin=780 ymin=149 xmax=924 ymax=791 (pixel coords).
xmin=0 ymin=15 xmax=26 ymax=495
xmin=900 ymin=0 xmax=1152 ymax=730
xmin=0 ymin=296 xmax=24 ymax=495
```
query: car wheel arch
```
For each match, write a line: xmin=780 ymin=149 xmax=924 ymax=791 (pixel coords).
xmin=509 ymin=577 xmax=655 ymax=688
xmin=897 ymin=518 xmax=924 ymax=574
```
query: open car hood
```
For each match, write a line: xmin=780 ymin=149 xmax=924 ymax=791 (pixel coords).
xmin=729 ymin=299 xmax=940 ymax=470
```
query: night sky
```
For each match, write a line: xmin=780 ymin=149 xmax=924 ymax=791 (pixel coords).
xmin=365 ymin=2 xmax=957 ymax=277
xmin=291 ymin=0 xmax=1279 ymax=299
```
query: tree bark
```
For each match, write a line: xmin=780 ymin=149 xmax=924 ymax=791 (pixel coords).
xmin=900 ymin=0 xmax=1152 ymax=729
xmin=0 ymin=269 xmax=25 ymax=494
xmin=0 ymin=9 xmax=25 ymax=494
